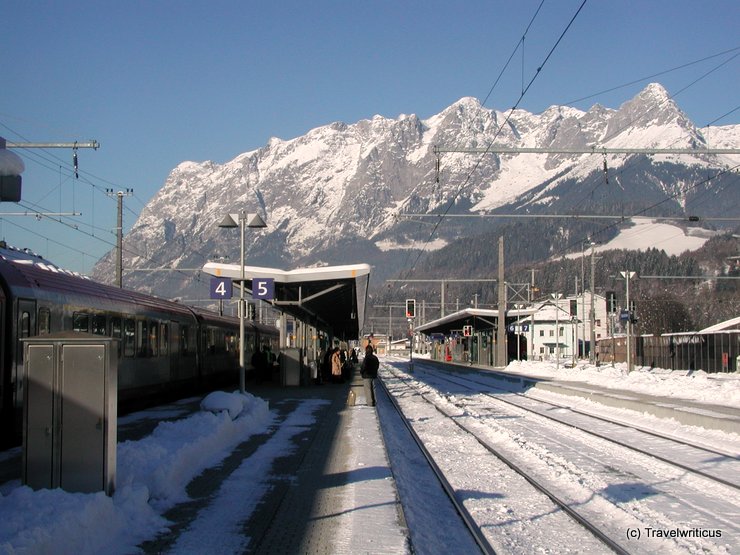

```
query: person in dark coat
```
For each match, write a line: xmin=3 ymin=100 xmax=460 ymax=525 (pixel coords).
xmin=251 ymin=345 xmax=267 ymax=384
xmin=360 ymin=344 xmax=379 ymax=406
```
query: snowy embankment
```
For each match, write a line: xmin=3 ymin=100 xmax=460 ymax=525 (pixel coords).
xmin=0 ymin=391 xmax=272 ymax=554
xmin=505 ymin=359 xmax=740 ymax=408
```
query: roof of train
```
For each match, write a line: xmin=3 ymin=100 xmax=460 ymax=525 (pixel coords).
xmin=0 ymin=245 xmax=203 ymax=319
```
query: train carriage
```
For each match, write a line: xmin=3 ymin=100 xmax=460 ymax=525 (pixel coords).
xmin=0 ymin=243 xmax=277 ymax=447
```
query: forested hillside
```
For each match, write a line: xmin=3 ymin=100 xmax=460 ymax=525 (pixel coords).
xmin=372 ymin=228 xmax=739 ymax=337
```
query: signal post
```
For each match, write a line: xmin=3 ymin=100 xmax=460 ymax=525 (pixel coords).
xmin=406 ymin=299 xmax=415 ymax=372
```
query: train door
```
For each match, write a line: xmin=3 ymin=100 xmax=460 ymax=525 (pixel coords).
xmin=14 ymin=299 xmax=36 ymax=431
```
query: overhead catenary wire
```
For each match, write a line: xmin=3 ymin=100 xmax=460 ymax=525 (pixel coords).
xmin=572 ymin=50 xmax=740 ymax=202
xmin=0 ymin=120 xmax=168 ymax=273
xmin=397 ymin=0 xmax=552 ymax=281
xmin=563 ymin=164 xmax=740 ymax=259
xmin=506 ymin=48 xmax=740 ymax=247
xmin=401 ymin=0 xmax=589 ymax=280
xmin=7 ymin=202 xmax=213 ymax=287
xmin=562 ymin=46 xmax=740 ymax=107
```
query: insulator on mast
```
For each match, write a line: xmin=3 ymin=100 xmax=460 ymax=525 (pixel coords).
xmin=73 ymin=143 xmax=79 ymax=179
xmin=603 ymin=155 xmax=609 ymax=185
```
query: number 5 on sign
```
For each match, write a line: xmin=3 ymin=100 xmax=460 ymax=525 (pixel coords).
xmin=253 ymin=278 xmax=274 ymax=300
xmin=210 ymin=278 xmax=233 ymax=299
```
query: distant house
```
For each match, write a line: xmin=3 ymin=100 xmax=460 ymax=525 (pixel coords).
xmin=518 ymin=293 xmax=607 ymax=360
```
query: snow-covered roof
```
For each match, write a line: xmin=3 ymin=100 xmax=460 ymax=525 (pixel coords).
xmin=699 ymin=316 xmax=740 ymax=333
xmin=202 ymin=262 xmax=370 ymax=339
xmin=203 ymin=262 xmax=370 ymax=283
xmin=416 ymin=307 xmax=536 ymax=335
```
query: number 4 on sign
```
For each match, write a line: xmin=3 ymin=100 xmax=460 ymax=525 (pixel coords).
xmin=210 ymin=278 xmax=233 ymax=299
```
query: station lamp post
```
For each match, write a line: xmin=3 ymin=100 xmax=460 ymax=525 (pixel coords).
xmin=219 ymin=211 xmax=267 ymax=393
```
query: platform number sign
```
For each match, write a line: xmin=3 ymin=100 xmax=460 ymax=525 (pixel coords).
xmin=210 ymin=278 xmax=232 ymax=299
xmin=253 ymin=278 xmax=275 ymax=300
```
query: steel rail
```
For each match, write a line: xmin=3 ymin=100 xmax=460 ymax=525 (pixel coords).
xmin=420 ymin=361 xmax=740 ymax=490
xmin=384 ymin=367 xmax=630 ymax=554
xmin=377 ymin=374 xmax=495 ymax=555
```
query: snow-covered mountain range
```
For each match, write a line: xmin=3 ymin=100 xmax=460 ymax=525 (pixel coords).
xmin=92 ymin=83 xmax=740 ymax=300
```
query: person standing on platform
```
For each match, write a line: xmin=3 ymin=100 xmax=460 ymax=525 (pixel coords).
xmin=331 ymin=347 xmax=343 ymax=383
xmin=360 ymin=344 xmax=379 ymax=406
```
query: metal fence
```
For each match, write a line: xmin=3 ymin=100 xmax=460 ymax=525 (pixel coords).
xmin=598 ymin=331 xmax=740 ymax=372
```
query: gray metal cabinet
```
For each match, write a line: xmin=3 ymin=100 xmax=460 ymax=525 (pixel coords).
xmin=22 ymin=333 xmax=117 ymax=495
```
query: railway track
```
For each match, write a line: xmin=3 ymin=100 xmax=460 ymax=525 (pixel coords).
xmin=378 ymin=368 xmax=630 ymax=554
xmin=413 ymin=361 xmax=740 ymax=491
xmin=378 ymin=361 xmax=740 ymax=554
xmin=376 ymin=373 xmax=496 ymax=554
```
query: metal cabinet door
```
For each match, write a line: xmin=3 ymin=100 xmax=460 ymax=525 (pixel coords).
xmin=23 ymin=344 xmax=55 ymax=489
xmin=59 ymin=344 xmax=106 ymax=493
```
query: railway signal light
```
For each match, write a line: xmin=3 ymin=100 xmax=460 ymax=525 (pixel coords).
xmin=405 ymin=298 xmax=416 ymax=319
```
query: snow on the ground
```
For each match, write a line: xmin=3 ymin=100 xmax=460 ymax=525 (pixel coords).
xmin=0 ymin=360 xmax=737 ymax=553
xmin=504 ymin=358 xmax=740 ymax=408
xmin=0 ymin=391 xmax=278 ymax=554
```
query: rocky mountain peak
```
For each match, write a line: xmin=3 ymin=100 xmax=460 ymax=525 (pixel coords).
xmin=92 ymin=84 xmax=739 ymax=301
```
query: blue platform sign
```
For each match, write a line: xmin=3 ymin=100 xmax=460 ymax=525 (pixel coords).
xmin=210 ymin=278 xmax=233 ymax=299
xmin=253 ymin=278 xmax=275 ymax=300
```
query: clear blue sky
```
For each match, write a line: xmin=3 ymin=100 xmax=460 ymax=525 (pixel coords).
xmin=2 ymin=0 xmax=738 ymax=273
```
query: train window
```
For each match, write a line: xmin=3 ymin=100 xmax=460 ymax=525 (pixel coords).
xmin=245 ymin=331 xmax=256 ymax=365
xmin=150 ymin=322 xmax=158 ymax=357
xmin=124 ymin=319 xmax=135 ymax=357
xmin=225 ymin=332 xmax=236 ymax=353
xmin=137 ymin=320 xmax=149 ymax=357
xmin=92 ymin=314 xmax=107 ymax=336
xmin=160 ymin=324 xmax=168 ymax=356
xmin=206 ymin=327 xmax=216 ymax=355
xmin=181 ymin=325 xmax=190 ymax=355
xmin=111 ymin=317 xmax=123 ymax=357
xmin=73 ymin=312 xmax=89 ymax=333
xmin=38 ymin=308 xmax=51 ymax=335
xmin=215 ymin=329 xmax=224 ymax=354
xmin=20 ymin=311 xmax=31 ymax=339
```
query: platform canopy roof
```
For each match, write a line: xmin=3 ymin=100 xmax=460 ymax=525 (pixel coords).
xmin=415 ymin=307 xmax=536 ymax=336
xmin=202 ymin=262 xmax=370 ymax=340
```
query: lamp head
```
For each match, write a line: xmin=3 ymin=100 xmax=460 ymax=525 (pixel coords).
xmin=218 ymin=213 xmax=239 ymax=228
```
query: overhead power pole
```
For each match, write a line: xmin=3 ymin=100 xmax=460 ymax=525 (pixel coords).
xmin=590 ymin=242 xmax=596 ymax=364
xmin=107 ymin=188 xmax=133 ymax=288
xmin=497 ymin=237 xmax=506 ymax=367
